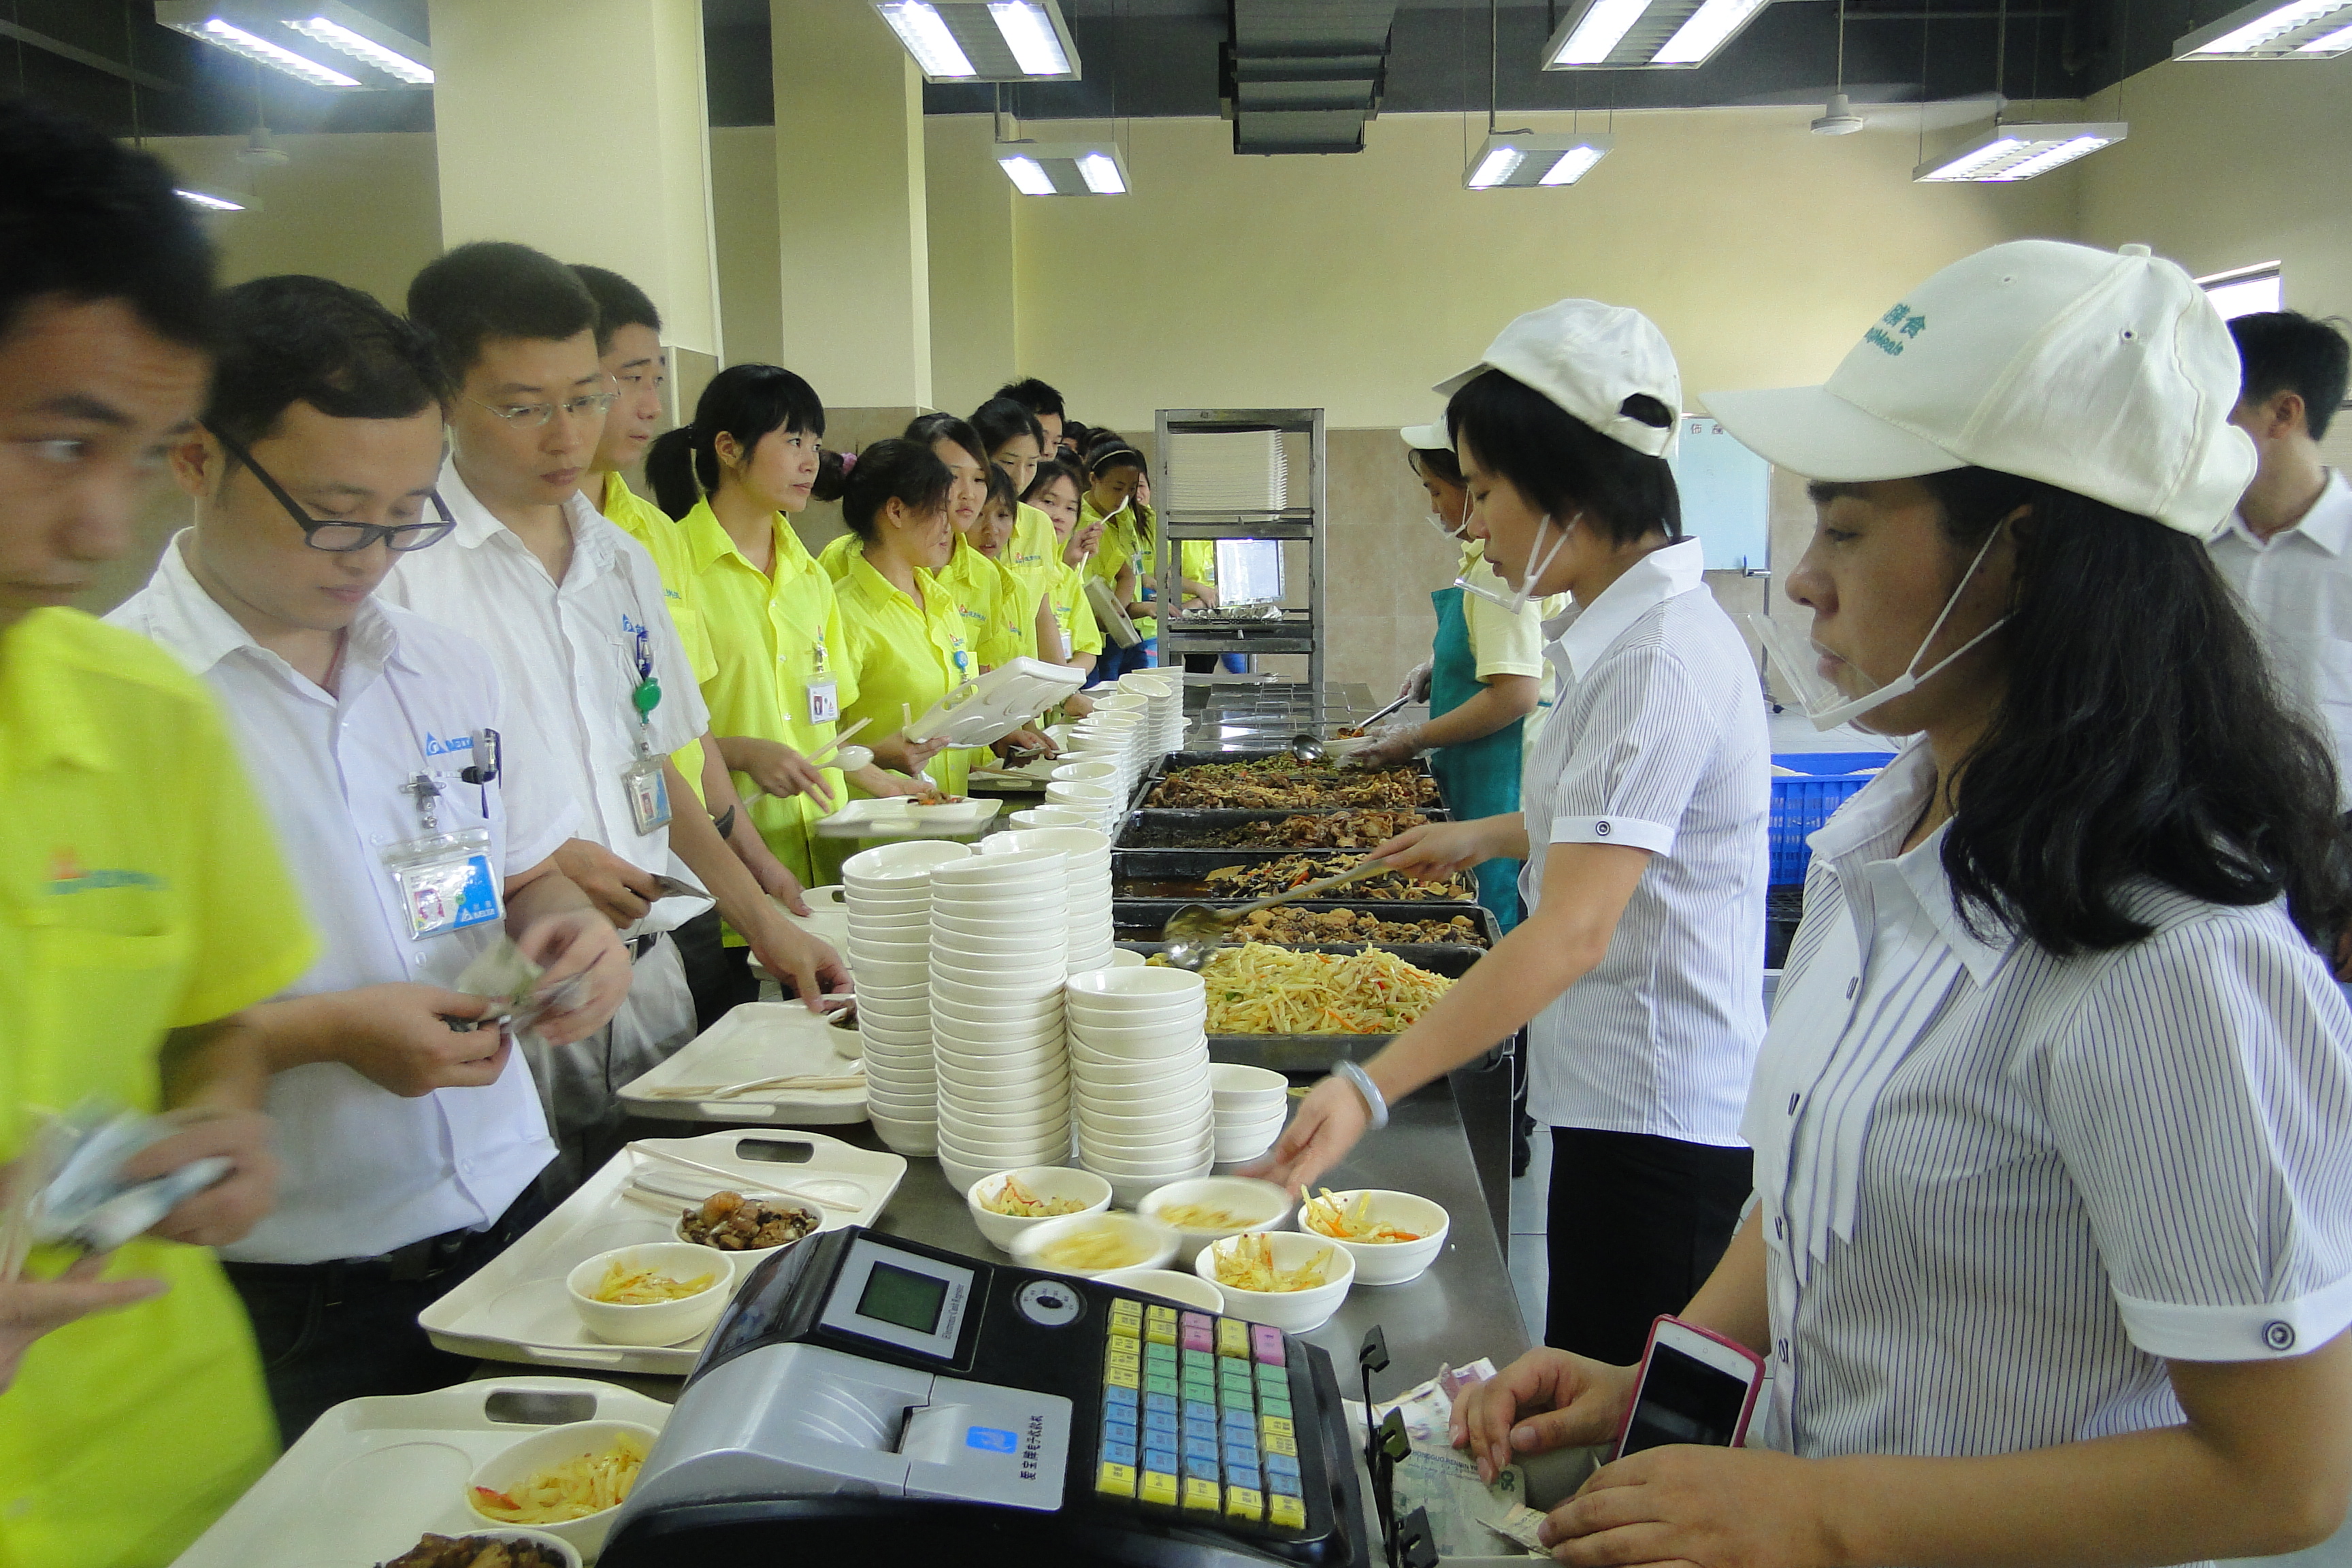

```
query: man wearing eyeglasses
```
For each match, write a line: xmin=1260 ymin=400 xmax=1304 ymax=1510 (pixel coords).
xmin=107 ymin=274 xmax=634 ymax=1439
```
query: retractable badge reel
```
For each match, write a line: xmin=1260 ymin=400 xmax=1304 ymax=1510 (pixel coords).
xmin=623 ymin=625 xmax=674 ymax=836
xmin=383 ymin=766 xmax=502 ymax=941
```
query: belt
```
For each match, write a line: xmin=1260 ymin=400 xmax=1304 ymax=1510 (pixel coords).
xmin=225 ymin=1188 xmax=548 ymax=1286
xmin=627 ymin=932 xmax=659 ymax=961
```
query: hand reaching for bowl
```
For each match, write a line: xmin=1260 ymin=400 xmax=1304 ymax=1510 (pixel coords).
xmin=1237 ymin=1075 xmax=1369 ymax=1196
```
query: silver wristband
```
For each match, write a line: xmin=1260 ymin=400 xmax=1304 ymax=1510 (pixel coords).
xmin=1333 ymin=1059 xmax=1390 ymax=1132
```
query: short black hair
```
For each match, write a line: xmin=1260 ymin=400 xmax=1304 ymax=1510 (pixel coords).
xmin=970 ymin=396 xmax=1047 ymax=457
xmin=981 ymin=461 xmax=1017 ymax=516
xmin=2232 ymin=311 xmax=2350 ymax=441
xmin=0 ymin=96 xmax=214 ymax=350
xmin=1447 ymin=370 xmax=1678 ymax=548
xmin=904 ymin=411 xmax=987 ymax=470
xmin=1026 ymin=457 xmax=1084 ymax=506
xmin=406 ymin=240 xmax=598 ymax=383
xmin=996 ymin=377 xmax=1065 ymax=419
xmin=204 ymin=276 xmax=446 ymax=461
xmin=570 ymin=263 xmax=661 ymax=356
xmin=840 ymin=438 xmax=952 ymax=542
xmin=1409 ymin=446 xmax=1465 ymax=487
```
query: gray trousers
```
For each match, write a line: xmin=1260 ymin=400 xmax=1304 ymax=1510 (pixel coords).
xmin=521 ymin=932 xmax=696 ymax=1200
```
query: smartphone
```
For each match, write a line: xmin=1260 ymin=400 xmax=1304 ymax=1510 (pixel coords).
xmin=1609 ymin=1316 xmax=1767 ymax=1460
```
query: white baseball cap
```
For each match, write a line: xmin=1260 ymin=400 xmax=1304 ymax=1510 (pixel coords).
xmin=1399 ymin=421 xmax=1450 ymax=451
xmin=1435 ymin=298 xmax=1683 ymax=459
xmin=1703 ymin=240 xmax=2255 ymax=538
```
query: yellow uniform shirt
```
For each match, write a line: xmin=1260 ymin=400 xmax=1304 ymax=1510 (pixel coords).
xmin=600 ymin=471 xmax=712 ymax=803
xmin=832 ymin=555 xmax=975 ymax=799
xmin=1003 ymin=504 xmax=1058 ymax=621
xmin=934 ymin=536 xmax=1023 ymax=670
xmin=1051 ymin=559 xmax=1105 ymax=659
xmin=679 ymin=499 xmax=855 ymax=887
xmin=0 ymin=609 xmax=316 ymax=1567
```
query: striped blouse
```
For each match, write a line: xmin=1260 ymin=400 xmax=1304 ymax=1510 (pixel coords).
xmin=1744 ymin=741 xmax=2352 ymax=1468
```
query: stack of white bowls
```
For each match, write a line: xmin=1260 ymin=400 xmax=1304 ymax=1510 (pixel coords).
xmin=1067 ymin=968 xmax=1216 ymax=1205
xmin=1067 ymin=708 xmax=1147 ymax=797
xmin=1012 ymin=804 xmax=1094 ymax=830
xmin=843 ymin=840 xmax=973 ymax=1156
xmin=985 ymin=828 xmax=1114 ymax=973
xmin=929 ymin=849 xmax=1073 ymax=1191
xmin=1118 ymin=670 xmax=1186 ymax=753
xmin=1210 ymin=1063 xmax=1290 ymax=1164
xmin=1043 ymin=772 xmax=1124 ymax=837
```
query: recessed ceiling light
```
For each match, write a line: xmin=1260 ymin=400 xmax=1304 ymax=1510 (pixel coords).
xmin=1544 ymin=0 xmax=1775 ymax=68
xmin=874 ymin=0 xmax=1081 ymax=81
xmin=2174 ymin=0 xmax=2352 ymax=56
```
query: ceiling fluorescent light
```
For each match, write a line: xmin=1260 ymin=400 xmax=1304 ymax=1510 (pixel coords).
xmin=998 ymin=154 xmax=1055 ymax=195
xmin=1652 ymin=0 xmax=1769 ymax=63
xmin=996 ymin=140 xmax=1126 ymax=195
xmin=878 ymin=1 xmax=975 ymax=76
xmin=284 ymin=14 xmax=432 ymax=84
xmin=2176 ymin=0 xmax=2352 ymax=55
xmin=175 ymin=186 xmax=248 ymax=212
xmin=161 ymin=15 xmax=359 ymax=87
xmin=1076 ymin=150 xmax=1126 ymax=194
xmin=988 ymin=1 xmax=1069 ymax=74
xmin=1914 ymin=121 xmax=2125 ymax=181
xmin=1548 ymin=0 xmax=1654 ymax=65
xmin=1465 ymin=131 xmax=1615 ymax=190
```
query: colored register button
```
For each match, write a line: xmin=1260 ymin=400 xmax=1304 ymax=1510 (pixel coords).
xmin=1098 ymin=1461 xmax=1137 ymax=1498
xmin=1141 ymin=1469 xmax=1179 ymax=1507
xmin=1216 ymin=1318 xmax=1250 ymax=1358
xmin=1269 ymin=1493 xmax=1307 ymax=1531
xmin=1252 ymin=1324 xmax=1286 ymax=1365
xmin=1226 ymin=1486 xmax=1264 ymax=1521
xmin=1182 ymin=1477 xmax=1222 ymax=1512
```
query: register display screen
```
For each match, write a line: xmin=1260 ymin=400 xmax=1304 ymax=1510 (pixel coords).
xmin=856 ymin=1260 xmax=951 ymax=1334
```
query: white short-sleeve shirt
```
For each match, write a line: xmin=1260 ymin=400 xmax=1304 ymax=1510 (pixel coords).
xmin=2206 ymin=470 xmax=2352 ymax=806
xmin=1518 ymin=537 xmax=1771 ymax=1143
xmin=378 ymin=461 xmax=713 ymax=934
xmin=109 ymin=534 xmax=577 ymax=1263
xmin=1744 ymin=742 xmax=2352 ymax=1465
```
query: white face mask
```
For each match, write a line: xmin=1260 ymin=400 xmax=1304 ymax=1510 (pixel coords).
xmin=1748 ymin=526 xmax=2011 ymax=733
xmin=1458 ymin=511 xmax=1574 ymax=617
xmin=1422 ymin=511 xmax=1462 ymax=539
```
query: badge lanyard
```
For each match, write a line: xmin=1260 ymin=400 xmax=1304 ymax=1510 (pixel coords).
xmin=379 ymin=676 xmax=504 ymax=942
xmin=622 ymin=624 xmax=674 ymax=836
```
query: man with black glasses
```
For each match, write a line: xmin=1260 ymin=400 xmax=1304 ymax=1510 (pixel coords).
xmin=109 ymin=274 xmax=631 ymax=1439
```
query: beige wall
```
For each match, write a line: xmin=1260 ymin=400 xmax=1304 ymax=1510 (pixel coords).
xmin=712 ymin=126 xmax=784 ymax=368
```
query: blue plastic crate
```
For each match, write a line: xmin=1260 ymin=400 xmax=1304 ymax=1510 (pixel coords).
xmin=1769 ymin=752 xmax=1894 ymax=885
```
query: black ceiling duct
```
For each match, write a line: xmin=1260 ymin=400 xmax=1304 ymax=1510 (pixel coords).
xmin=1220 ymin=0 xmax=1397 ymax=153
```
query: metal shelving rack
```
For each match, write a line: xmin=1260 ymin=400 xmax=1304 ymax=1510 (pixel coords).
xmin=1150 ymin=407 xmax=1327 ymax=698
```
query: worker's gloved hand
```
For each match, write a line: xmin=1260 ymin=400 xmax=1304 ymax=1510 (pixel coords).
xmin=1399 ymin=660 xmax=1434 ymax=704
xmin=1349 ymin=723 xmax=1424 ymax=770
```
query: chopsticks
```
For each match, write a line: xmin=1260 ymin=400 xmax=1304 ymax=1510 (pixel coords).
xmin=640 ymin=1070 xmax=867 ymax=1100
xmin=804 ymin=716 xmax=870 ymax=770
xmin=623 ymin=1143 xmax=858 ymax=1212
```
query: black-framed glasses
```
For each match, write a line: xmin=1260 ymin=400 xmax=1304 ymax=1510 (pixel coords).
xmin=207 ymin=425 xmax=457 ymax=553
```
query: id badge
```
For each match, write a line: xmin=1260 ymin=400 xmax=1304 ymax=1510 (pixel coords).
xmin=807 ymin=679 xmax=840 ymax=726
xmin=624 ymin=755 xmax=673 ymax=834
xmin=382 ymin=828 xmax=502 ymax=941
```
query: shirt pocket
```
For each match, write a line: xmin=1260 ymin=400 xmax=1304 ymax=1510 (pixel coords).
xmin=2314 ymin=639 xmax=2352 ymax=710
xmin=21 ymin=925 xmax=192 ymax=1109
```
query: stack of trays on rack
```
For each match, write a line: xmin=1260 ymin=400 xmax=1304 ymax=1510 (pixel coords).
xmin=843 ymin=840 xmax=972 ymax=1156
xmin=929 ymin=849 xmax=1073 ymax=1191
xmin=1167 ymin=428 xmax=1289 ymax=511
xmin=985 ymin=827 xmax=1115 ymax=973
xmin=1211 ymin=1064 xmax=1291 ymax=1163
xmin=1116 ymin=670 xmax=1186 ymax=753
xmin=1066 ymin=968 xmax=1215 ymax=1205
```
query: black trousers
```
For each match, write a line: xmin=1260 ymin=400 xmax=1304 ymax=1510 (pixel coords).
xmin=672 ymin=905 xmax=759 ymax=1032
xmin=224 ymin=1187 xmax=549 ymax=1444
xmin=1545 ymin=1128 xmax=1752 ymax=1365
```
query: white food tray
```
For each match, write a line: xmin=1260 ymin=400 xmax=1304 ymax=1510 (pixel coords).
xmin=419 ymin=1130 xmax=905 ymax=1375
xmin=173 ymin=1377 xmax=670 ymax=1568
xmin=813 ymin=795 xmax=1002 ymax=840
xmin=906 ymin=656 xmax=1086 ymax=747
xmin=617 ymin=1002 xmax=867 ymax=1126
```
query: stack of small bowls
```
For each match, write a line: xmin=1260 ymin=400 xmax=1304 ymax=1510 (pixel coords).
xmin=844 ymin=839 xmax=973 ymax=1156
xmin=930 ymin=848 xmax=1073 ymax=1190
xmin=1012 ymin=804 xmax=1094 ymax=830
xmin=1210 ymin=1063 xmax=1291 ymax=1164
xmin=985 ymin=827 xmax=1115 ymax=973
xmin=1067 ymin=968 xmax=1215 ymax=1205
xmin=1066 ymin=708 xmax=1146 ymax=796
xmin=1043 ymin=773 xmax=1124 ymax=838
xmin=1117 ymin=670 xmax=1186 ymax=753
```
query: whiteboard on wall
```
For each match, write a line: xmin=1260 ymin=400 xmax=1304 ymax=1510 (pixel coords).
xmin=1668 ymin=416 xmax=1770 ymax=572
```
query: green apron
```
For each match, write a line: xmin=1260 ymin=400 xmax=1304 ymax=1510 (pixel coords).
xmin=1426 ymin=585 xmax=1526 ymax=933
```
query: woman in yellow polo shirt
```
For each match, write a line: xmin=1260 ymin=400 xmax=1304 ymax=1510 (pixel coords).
xmin=828 ymin=440 xmax=968 ymax=797
xmin=1030 ymin=458 xmax=1105 ymax=672
xmin=972 ymin=397 xmax=1060 ymax=657
xmin=644 ymin=365 xmax=928 ymax=892
xmin=906 ymin=412 xmax=1024 ymax=670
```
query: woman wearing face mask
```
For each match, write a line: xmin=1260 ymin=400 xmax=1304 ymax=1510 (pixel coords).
xmin=1448 ymin=242 xmax=2352 ymax=1568
xmin=1356 ymin=427 xmax=1549 ymax=934
xmin=1247 ymin=301 xmax=1771 ymax=1365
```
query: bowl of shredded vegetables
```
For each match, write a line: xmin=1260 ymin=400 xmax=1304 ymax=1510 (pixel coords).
xmin=465 ymin=1420 xmax=659 ymax=1556
xmin=1296 ymin=1188 xmax=1449 ymax=1286
xmin=564 ymin=1243 xmax=730 ymax=1346
xmin=1009 ymin=1211 xmax=1180 ymax=1278
xmin=1193 ymin=1231 xmax=1354 ymax=1332
xmin=966 ymin=1166 xmax=1114 ymax=1252
xmin=1137 ymin=1177 xmax=1294 ymax=1251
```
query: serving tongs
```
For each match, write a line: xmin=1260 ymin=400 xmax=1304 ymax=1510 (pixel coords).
xmin=1158 ymin=856 xmax=1399 ymax=970
xmin=1288 ymin=689 xmax=1414 ymax=764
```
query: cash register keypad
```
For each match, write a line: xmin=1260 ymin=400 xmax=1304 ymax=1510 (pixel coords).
xmin=1096 ymin=1298 xmax=1308 ymax=1533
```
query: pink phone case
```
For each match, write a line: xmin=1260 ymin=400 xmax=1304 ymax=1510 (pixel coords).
xmin=1607 ymin=1313 xmax=1768 ymax=1460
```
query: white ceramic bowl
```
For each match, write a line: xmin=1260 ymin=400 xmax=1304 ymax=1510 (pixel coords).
xmin=929 ymin=881 xmax=1067 ymax=912
xmin=1137 ymin=1177 xmax=1294 ymax=1251
xmin=930 ymin=909 xmax=1064 ymax=938
xmin=858 ymin=975 xmax=932 ymax=1001
xmin=843 ymin=839 xmax=973 ymax=880
xmin=1092 ymin=1265 xmax=1224 ymax=1313
xmin=1081 ymin=1126 xmax=1213 ymax=1163
xmin=1078 ymin=1139 xmax=1217 ymax=1177
xmin=1066 ymin=998 xmax=1208 ymax=1032
xmin=907 ymin=798 xmax=991 ymax=827
xmin=985 ymin=826 xmax=1114 ymax=861
xmin=965 ymin=1166 xmax=1113 ymax=1252
xmin=1011 ymin=806 xmax=1093 ymax=828
xmin=1109 ymin=949 xmax=1149 ymax=969
xmin=850 ymin=958 xmax=931 ymax=990
xmin=1073 ymin=1079 xmax=1211 ymax=1115
xmin=466 ymin=1420 xmax=663 ymax=1555
xmin=868 ymin=1113 xmax=938 ymax=1156
xmin=1076 ymin=1103 xmax=1212 ymax=1142
xmin=930 ymin=993 xmax=1064 ymax=1026
xmin=564 ymin=1243 xmax=732 ymax=1348
xmin=1067 ymin=966 xmax=1207 ymax=1007
xmin=1047 ymin=760 xmax=1122 ymax=784
xmin=1213 ymin=1130 xmax=1281 ymax=1164
xmin=1211 ymin=1064 xmax=1288 ymax=1101
xmin=930 ymin=963 xmax=1064 ymax=1002
xmin=1068 ymin=1030 xmax=1209 ymax=1064
xmin=1296 ymin=1190 xmax=1451 ymax=1286
xmin=1194 ymin=1232 xmax=1355 ymax=1333
xmin=932 ymin=848 xmax=1065 ymax=884
xmin=1068 ymin=1044 xmax=1209 ymax=1080
xmin=1092 ymin=1165 xmax=1213 ymax=1209
xmin=1009 ymin=1211 xmax=1180 ymax=1278
xmin=930 ymin=927 xmax=1071 ymax=960
xmin=938 ymin=1122 xmax=1071 ymax=1158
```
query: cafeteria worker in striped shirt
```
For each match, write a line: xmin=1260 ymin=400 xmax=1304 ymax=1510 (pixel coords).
xmin=1452 ymin=244 xmax=2352 ymax=1565
xmin=1252 ymin=299 xmax=1772 ymax=1365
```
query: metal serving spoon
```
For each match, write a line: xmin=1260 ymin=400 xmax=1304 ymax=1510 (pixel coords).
xmin=1288 ymin=689 xmax=1416 ymax=764
xmin=1158 ymin=857 xmax=1399 ymax=971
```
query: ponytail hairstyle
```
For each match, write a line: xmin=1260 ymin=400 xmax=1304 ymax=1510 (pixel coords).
xmin=903 ymin=410 xmax=987 ymax=472
xmin=840 ymin=438 xmax=952 ymax=543
xmin=970 ymin=395 xmax=1046 ymax=457
xmin=644 ymin=362 xmax=824 ymax=520
xmin=1025 ymin=457 xmax=1085 ymax=508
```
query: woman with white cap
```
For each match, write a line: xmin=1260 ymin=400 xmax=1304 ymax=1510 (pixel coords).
xmin=1450 ymin=242 xmax=2352 ymax=1565
xmin=1250 ymin=299 xmax=1773 ymax=1363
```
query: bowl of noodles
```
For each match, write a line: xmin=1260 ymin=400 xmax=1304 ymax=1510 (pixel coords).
xmin=1138 ymin=1177 xmax=1293 ymax=1251
xmin=1008 ymin=1211 xmax=1179 ymax=1279
xmin=565 ymin=1243 xmax=730 ymax=1347
xmin=1296 ymin=1188 xmax=1450 ymax=1286
xmin=466 ymin=1420 xmax=659 ymax=1556
xmin=1193 ymin=1232 xmax=1354 ymax=1333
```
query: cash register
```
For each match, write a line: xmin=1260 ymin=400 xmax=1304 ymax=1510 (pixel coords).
xmin=600 ymin=1226 xmax=1371 ymax=1567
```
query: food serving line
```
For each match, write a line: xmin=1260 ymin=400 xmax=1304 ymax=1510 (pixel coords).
xmin=178 ymin=670 xmax=1537 ymax=1568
